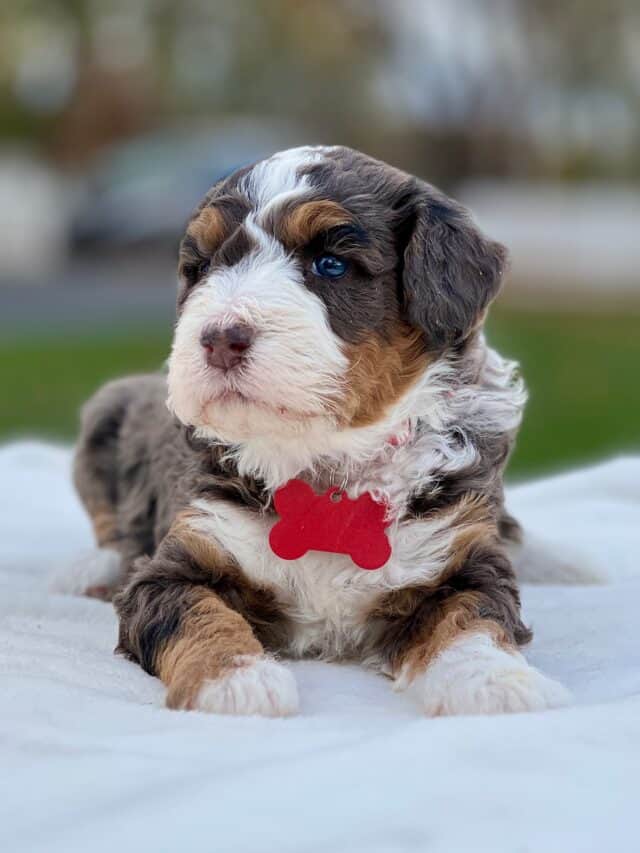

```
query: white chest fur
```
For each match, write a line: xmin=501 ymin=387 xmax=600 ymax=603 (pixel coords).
xmin=186 ymin=344 xmax=525 ymax=660
xmin=189 ymin=496 xmax=457 ymax=661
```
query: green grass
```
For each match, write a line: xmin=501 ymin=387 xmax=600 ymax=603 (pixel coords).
xmin=1 ymin=308 xmax=638 ymax=477
xmin=487 ymin=307 xmax=640 ymax=477
xmin=0 ymin=328 xmax=171 ymax=440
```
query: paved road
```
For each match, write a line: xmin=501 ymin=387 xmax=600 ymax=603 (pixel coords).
xmin=1 ymin=258 xmax=177 ymax=338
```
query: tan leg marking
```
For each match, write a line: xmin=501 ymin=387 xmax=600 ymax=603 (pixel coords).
xmin=155 ymin=514 xmax=275 ymax=709
xmin=157 ymin=591 xmax=263 ymax=710
xmin=397 ymin=592 xmax=511 ymax=683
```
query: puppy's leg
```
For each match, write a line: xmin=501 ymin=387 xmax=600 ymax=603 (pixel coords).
xmin=114 ymin=531 xmax=298 ymax=717
xmin=71 ymin=377 xmax=164 ymax=599
xmin=389 ymin=545 xmax=569 ymax=716
xmin=70 ymin=381 xmax=133 ymax=598
xmin=394 ymin=603 xmax=570 ymax=716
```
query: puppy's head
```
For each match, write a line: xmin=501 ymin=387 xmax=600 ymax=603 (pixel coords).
xmin=167 ymin=145 xmax=506 ymax=443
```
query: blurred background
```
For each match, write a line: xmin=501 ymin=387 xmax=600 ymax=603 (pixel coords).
xmin=1 ymin=0 xmax=638 ymax=478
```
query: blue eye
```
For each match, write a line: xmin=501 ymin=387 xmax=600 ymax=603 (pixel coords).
xmin=312 ymin=254 xmax=348 ymax=279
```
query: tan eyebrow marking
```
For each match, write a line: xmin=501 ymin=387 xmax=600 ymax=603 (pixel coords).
xmin=278 ymin=200 xmax=354 ymax=247
xmin=186 ymin=206 xmax=228 ymax=254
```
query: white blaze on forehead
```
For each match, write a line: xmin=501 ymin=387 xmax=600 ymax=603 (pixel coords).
xmin=241 ymin=146 xmax=329 ymax=216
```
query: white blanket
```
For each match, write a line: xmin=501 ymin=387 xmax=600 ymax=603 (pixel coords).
xmin=1 ymin=442 xmax=639 ymax=853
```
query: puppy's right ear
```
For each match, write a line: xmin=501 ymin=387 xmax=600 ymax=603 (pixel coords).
xmin=398 ymin=184 xmax=508 ymax=350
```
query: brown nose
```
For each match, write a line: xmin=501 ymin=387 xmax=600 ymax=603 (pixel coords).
xmin=200 ymin=323 xmax=255 ymax=371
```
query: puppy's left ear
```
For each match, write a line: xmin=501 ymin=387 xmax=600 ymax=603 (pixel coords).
xmin=400 ymin=186 xmax=508 ymax=350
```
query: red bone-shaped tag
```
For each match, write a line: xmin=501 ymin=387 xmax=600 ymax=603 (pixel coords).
xmin=269 ymin=479 xmax=392 ymax=570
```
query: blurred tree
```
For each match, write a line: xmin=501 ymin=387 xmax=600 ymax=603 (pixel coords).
xmin=518 ymin=0 xmax=640 ymax=179
xmin=0 ymin=0 xmax=639 ymax=181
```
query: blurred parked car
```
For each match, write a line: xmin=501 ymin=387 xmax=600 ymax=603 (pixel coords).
xmin=460 ymin=181 xmax=640 ymax=301
xmin=71 ymin=118 xmax=306 ymax=249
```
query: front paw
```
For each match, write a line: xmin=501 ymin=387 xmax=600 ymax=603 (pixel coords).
xmin=397 ymin=633 xmax=570 ymax=717
xmin=189 ymin=656 xmax=299 ymax=718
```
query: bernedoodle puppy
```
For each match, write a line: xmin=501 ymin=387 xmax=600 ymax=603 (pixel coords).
xmin=73 ymin=145 xmax=570 ymax=717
